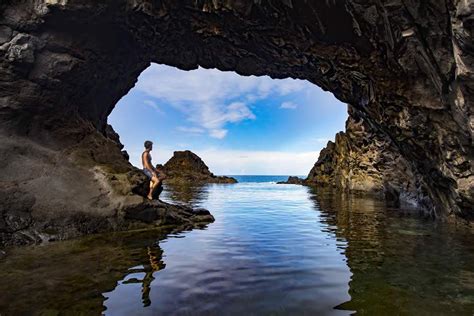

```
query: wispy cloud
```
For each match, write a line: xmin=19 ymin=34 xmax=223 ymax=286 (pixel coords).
xmin=280 ymin=101 xmax=298 ymax=109
xmin=143 ymin=99 xmax=164 ymax=114
xmin=136 ymin=64 xmax=310 ymax=138
xmin=197 ymin=149 xmax=320 ymax=175
xmin=197 ymin=149 xmax=319 ymax=175
xmin=126 ymin=146 xmax=319 ymax=176
xmin=176 ymin=126 xmax=205 ymax=134
xmin=209 ymin=129 xmax=228 ymax=139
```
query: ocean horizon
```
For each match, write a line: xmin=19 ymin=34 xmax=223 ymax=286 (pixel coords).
xmin=224 ymin=175 xmax=306 ymax=183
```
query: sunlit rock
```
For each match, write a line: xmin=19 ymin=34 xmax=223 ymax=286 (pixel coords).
xmin=159 ymin=150 xmax=237 ymax=184
xmin=277 ymin=176 xmax=304 ymax=185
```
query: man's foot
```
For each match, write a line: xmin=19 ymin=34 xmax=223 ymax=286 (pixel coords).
xmin=147 ymin=194 xmax=153 ymax=200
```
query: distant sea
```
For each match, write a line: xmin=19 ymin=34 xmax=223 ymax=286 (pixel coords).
xmin=227 ymin=175 xmax=305 ymax=183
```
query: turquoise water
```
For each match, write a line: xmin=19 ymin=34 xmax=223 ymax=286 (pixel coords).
xmin=229 ymin=175 xmax=304 ymax=183
xmin=1 ymin=177 xmax=474 ymax=315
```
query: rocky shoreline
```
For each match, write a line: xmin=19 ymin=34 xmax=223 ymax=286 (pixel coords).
xmin=1 ymin=195 xmax=214 ymax=248
xmin=0 ymin=126 xmax=215 ymax=248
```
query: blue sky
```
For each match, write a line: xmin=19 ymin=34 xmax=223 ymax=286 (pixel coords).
xmin=109 ymin=64 xmax=347 ymax=175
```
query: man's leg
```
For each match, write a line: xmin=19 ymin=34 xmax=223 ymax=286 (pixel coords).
xmin=147 ymin=178 xmax=156 ymax=200
xmin=151 ymin=176 xmax=163 ymax=199
xmin=147 ymin=181 xmax=153 ymax=199
xmin=148 ymin=174 xmax=160 ymax=200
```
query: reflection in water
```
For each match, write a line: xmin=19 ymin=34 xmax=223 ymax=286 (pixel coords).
xmin=120 ymin=246 xmax=165 ymax=307
xmin=103 ymin=182 xmax=351 ymax=315
xmin=161 ymin=183 xmax=209 ymax=207
xmin=0 ymin=230 xmax=170 ymax=314
xmin=1 ymin=182 xmax=474 ymax=315
xmin=309 ymin=187 xmax=474 ymax=315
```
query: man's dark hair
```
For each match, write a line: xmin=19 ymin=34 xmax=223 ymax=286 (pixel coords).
xmin=144 ymin=140 xmax=153 ymax=149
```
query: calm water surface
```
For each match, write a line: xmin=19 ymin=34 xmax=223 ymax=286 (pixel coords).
xmin=1 ymin=176 xmax=474 ymax=315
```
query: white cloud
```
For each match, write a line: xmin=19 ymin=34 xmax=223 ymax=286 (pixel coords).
xmin=143 ymin=99 xmax=164 ymax=114
xmin=209 ymin=129 xmax=228 ymax=139
xmin=280 ymin=101 xmax=298 ymax=109
xmin=196 ymin=149 xmax=320 ymax=175
xmin=225 ymin=102 xmax=256 ymax=123
xmin=135 ymin=64 xmax=310 ymax=138
xmin=126 ymin=146 xmax=319 ymax=176
xmin=192 ymin=102 xmax=256 ymax=135
xmin=176 ymin=126 xmax=205 ymax=134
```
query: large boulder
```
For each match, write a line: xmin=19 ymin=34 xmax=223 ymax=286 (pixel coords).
xmin=160 ymin=150 xmax=237 ymax=184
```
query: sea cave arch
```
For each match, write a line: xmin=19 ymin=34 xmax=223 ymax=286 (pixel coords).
xmin=0 ymin=1 xmax=472 ymax=246
xmin=107 ymin=62 xmax=348 ymax=177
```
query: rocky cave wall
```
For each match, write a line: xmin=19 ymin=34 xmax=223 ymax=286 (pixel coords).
xmin=0 ymin=0 xmax=472 ymax=228
xmin=305 ymin=105 xmax=424 ymax=207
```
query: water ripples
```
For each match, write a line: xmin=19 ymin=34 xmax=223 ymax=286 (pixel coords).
xmin=103 ymin=183 xmax=352 ymax=315
xmin=1 ymin=181 xmax=474 ymax=315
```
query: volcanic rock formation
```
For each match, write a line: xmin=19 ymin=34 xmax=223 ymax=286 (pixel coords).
xmin=159 ymin=150 xmax=237 ymax=184
xmin=0 ymin=120 xmax=215 ymax=247
xmin=277 ymin=176 xmax=304 ymax=185
xmin=0 ymin=0 xmax=472 ymax=241
xmin=305 ymin=105 xmax=421 ymax=207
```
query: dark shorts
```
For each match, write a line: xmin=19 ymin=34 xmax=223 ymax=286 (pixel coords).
xmin=143 ymin=168 xmax=153 ymax=179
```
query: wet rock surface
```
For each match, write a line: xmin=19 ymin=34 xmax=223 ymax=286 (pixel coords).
xmin=0 ymin=0 xmax=472 ymax=232
xmin=160 ymin=150 xmax=237 ymax=184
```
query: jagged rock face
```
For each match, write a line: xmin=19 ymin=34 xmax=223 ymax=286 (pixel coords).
xmin=306 ymin=106 xmax=423 ymax=208
xmin=0 ymin=0 xmax=472 ymax=224
xmin=162 ymin=151 xmax=237 ymax=184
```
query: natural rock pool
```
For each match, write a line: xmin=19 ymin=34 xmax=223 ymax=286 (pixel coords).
xmin=1 ymin=177 xmax=474 ymax=315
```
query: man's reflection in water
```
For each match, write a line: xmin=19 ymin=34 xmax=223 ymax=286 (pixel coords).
xmin=122 ymin=245 xmax=166 ymax=307
xmin=116 ymin=184 xmax=208 ymax=307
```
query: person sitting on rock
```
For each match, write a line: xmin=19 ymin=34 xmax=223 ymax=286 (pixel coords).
xmin=142 ymin=140 xmax=159 ymax=200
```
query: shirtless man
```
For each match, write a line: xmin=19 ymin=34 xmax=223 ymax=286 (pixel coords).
xmin=142 ymin=140 xmax=159 ymax=200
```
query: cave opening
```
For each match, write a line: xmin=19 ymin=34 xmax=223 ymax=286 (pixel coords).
xmin=108 ymin=63 xmax=348 ymax=176
xmin=0 ymin=0 xmax=472 ymax=251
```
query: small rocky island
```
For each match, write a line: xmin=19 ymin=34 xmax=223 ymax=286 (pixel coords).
xmin=277 ymin=176 xmax=304 ymax=185
xmin=158 ymin=151 xmax=237 ymax=185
